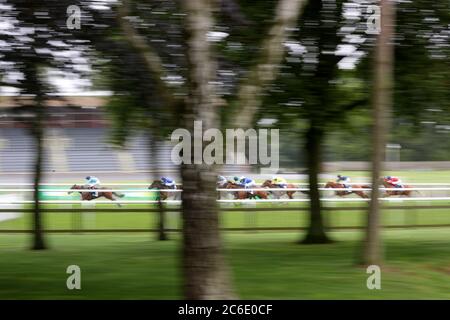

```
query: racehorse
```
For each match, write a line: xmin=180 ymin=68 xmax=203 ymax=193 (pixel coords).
xmin=217 ymin=180 xmax=232 ymax=200
xmin=261 ymin=180 xmax=297 ymax=199
xmin=324 ymin=181 xmax=370 ymax=199
xmin=148 ymin=180 xmax=179 ymax=201
xmin=225 ymin=183 xmax=268 ymax=200
xmin=381 ymin=180 xmax=416 ymax=197
xmin=68 ymin=184 xmax=125 ymax=206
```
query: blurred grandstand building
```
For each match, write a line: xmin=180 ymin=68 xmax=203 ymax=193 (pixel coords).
xmin=0 ymin=93 xmax=177 ymax=174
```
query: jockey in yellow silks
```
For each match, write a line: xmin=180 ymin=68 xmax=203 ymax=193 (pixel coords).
xmin=271 ymin=176 xmax=288 ymax=188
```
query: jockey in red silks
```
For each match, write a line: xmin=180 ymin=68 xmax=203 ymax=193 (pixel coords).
xmin=384 ymin=176 xmax=404 ymax=188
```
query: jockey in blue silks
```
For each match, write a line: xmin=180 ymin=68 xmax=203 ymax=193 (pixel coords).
xmin=161 ymin=177 xmax=177 ymax=189
xmin=336 ymin=174 xmax=352 ymax=190
xmin=233 ymin=176 xmax=256 ymax=194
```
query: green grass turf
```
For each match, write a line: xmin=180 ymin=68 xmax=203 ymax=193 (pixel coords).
xmin=1 ymin=202 xmax=449 ymax=231
xmin=0 ymin=229 xmax=449 ymax=299
xmin=0 ymin=170 xmax=448 ymax=299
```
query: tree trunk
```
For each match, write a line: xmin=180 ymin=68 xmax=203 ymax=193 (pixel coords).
xmin=156 ymin=191 xmax=167 ymax=241
xmin=181 ymin=0 xmax=236 ymax=299
xmin=301 ymin=123 xmax=332 ymax=244
xmin=150 ymin=134 xmax=167 ymax=241
xmin=32 ymin=102 xmax=46 ymax=250
xmin=362 ymin=0 xmax=395 ymax=265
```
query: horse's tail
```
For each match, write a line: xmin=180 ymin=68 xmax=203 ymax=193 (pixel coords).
xmin=113 ymin=192 xmax=125 ymax=198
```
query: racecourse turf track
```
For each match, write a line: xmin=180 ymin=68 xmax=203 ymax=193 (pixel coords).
xmin=0 ymin=170 xmax=449 ymax=299
xmin=0 ymin=200 xmax=449 ymax=232
xmin=0 ymin=230 xmax=449 ymax=299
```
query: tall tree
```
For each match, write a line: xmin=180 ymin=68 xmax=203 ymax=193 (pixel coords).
xmin=262 ymin=0 xmax=370 ymax=244
xmin=113 ymin=0 xmax=307 ymax=298
xmin=180 ymin=0 xmax=236 ymax=299
xmin=362 ymin=0 xmax=396 ymax=265
xmin=22 ymin=59 xmax=47 ymax=250
xmin=0 ymin=0 xmax=87 ymax=249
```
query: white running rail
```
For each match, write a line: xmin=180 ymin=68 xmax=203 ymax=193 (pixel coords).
xmin=0 ymin=182 xmax=450 ymax=186
xmin=0 ymin=197 xmax=449 ymax=204
xmin=0 ymin=187 xmax=450 ymax=192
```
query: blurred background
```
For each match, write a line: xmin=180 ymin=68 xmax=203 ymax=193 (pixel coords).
xmin=0 ymin=0 xmax=449 ymax=300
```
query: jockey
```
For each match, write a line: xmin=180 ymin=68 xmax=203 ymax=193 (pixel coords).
xmin=85 ymin=176 xmax=100 ymax=198
xmin=272 ymin=176 xmax=288 ymax=188
xmin=161 ymin=177 xmax=177 ymax=189
xmin=231 ymin=176 xmax=243 ymax=185
xmin=217 ymin=175 xmax=227 ymax=187
xmin=336 ymin=174 xmax=351 ymax=189
xmin=384 ymin=176 xmax=404 ymax=188
xmin=238 ymin=176 xmax=256 ymax=194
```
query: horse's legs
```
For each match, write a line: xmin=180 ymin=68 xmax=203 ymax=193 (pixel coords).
xmin=355 ymin=191 xmax=368 ymax=199
xmin=112 ymin=196 xmax=122 ymax=207
xmin=114 ymin=199 xmax=122 ymax=208
xmin=80 ymin=192 xmax=91 ymax=201
xmin=257 ymin=191 xmax=267 ymax=199
xmin=354 ymin=191 xmax=361 ymax=198
xmin=104 ymin=192 xmax=122 ymax=207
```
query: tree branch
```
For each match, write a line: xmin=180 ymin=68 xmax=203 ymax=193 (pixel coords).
xmin=116 ymin=0 xmax=176 ymax=108
xmin=230 ymin=0 xmax=308 ymax=129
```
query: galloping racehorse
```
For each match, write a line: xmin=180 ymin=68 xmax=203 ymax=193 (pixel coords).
xmin=68 ymin=184 xmax=125 ymax=206
xmin=261 ymin=180 xmax=297 ymax=199
xmin=225 ymin=183 xmax=268 ymax=200
xmin=148 ymin=180 xmax=180 ymax=201
xmin=324 ymin=181 xmax=370 ymax=199
xmin=381 ymin=180 xmax=415 ymax=197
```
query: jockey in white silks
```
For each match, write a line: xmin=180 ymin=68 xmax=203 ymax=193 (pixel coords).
xmin=85 ymin=176 xmax=100 ymax=198
xmin=217 ymin=175 xmax=227 ymax=187
xmin=336 ymin=174 xmax=352 ymax=191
